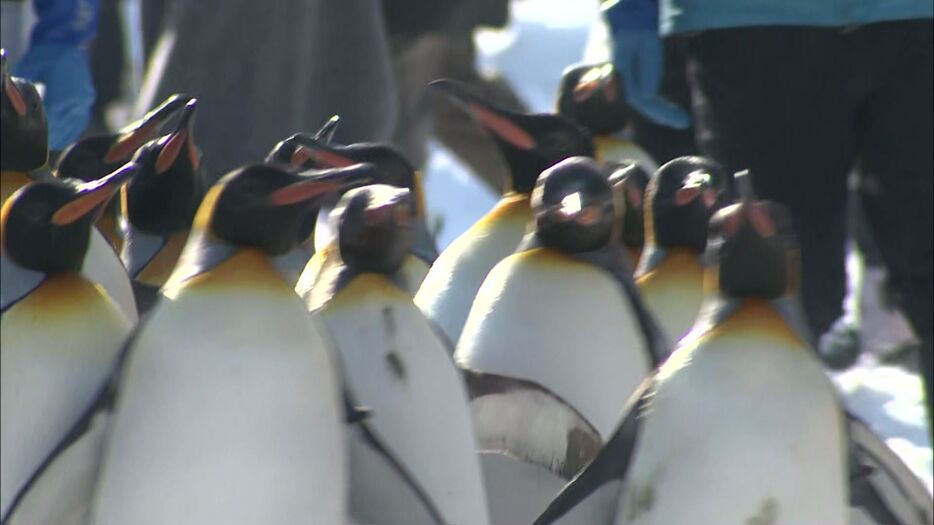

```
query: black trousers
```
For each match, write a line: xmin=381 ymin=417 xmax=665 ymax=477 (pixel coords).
xmin=684 ymin=20 xmax=933 ymax=419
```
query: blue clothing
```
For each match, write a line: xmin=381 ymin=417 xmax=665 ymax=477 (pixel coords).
xmin=602 ymin=0 xmax=933 ymax=35
xmin=14 ymin=0 xmax=99 ymax=151
xmin=29 ymin=0 xmax=99 ymax=47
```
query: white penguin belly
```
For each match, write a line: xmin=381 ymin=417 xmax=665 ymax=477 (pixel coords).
xmin=415 ymin=194 xmax=530 ymax=345
xmin=83 ymin=229 xmax=138 ymax=323
xmin=616 ymin=333 xmax=848 ymax=525
xmin=92 ymin=283 xmax=346 ymax=525
xmin=0 ymin=276 xmax=131 ymax=518
xmin=457 ymin=249 xmax=651 ymax=437
xmin=319 ymin=274 xmax=490 ymax=525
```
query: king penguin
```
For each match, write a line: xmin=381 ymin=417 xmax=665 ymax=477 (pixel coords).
xmin=635 ymin=156 xmax=727 ymax=347
xmin=307 ymin=184 xmax=488 ymax=525
xmin=120 ymin=99 xmax=205 ymax=314
xmin=415 ymin=78 xmax=595 ymax=346
xmin=534 ymin=172 xmax=934 ymax=525
xmin=55 ymin=93 xmax=191 ymax=250
xmin=0 ymin=164 xmax=138 ymax=521
xmin=1 ymin=48 xmax=48 ymax=205
xmin=454 ymin=157 xmax=667 ymax=525
xmin=90 ymin=164 xmax=375 ymax=525
xmin=276 ymin=136 xmax=439 ymax=297
xmin=556 ymin=62 xmax=657 ymax=172
xmin=607 ymin=160 xmax=650 ymax=268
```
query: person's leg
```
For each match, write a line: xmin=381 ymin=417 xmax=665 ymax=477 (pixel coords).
xmin=854 ymin=20 xmax=933 ymax=426
xmin=686 ymin=27 xmax=856 ymax=341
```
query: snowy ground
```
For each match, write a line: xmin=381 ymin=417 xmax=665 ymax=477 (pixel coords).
xmin=423 ymin=0 xmax=933 ymax=491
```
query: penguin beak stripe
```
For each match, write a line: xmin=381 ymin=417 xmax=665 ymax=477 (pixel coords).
xmin=312 ymin=149 xmax=356 ymax=168
xmin=468 ymin=102 xmax=536 ymax=150
xmin=290 ymin=146 xmax=313 ymax=167
xmin=267 ymin=181 xmax=340 ymax=206
xmin=5 ymin=78 xmax=26 ymax=117
xmin=155 ymin=130 xmax=188 ymax=174
xmin=702 ymin=188 xmax=718 ymax=209
xmin=188 ymin=135 xmax=201 ymax=170
xmin=104 ymin=121 xmax=160 ymax=164
xmin=627 ymin=186 xmax=643 ymax=209
xmin=748 ymin=204 xmax=776 ymax=238
xmin=674 ymin=186 xmax=700 ymax=206
xmin=52 ymin=187 xmax=118 ymax=225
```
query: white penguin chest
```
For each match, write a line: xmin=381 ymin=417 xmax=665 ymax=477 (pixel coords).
xmin=457 ymin=249 xmax=651 ymax=437
xmin=1 ymin=275 xmax=131 ymax=517
xmin=319 ymin=275 xmax=489 ymax=525
xmin=616 ymin=333 xmax=848 ymax=525
xmin=93 ymin=279 xmax=346 ymax=525
xmin=83 ymin=229 xmax=138 ymax=324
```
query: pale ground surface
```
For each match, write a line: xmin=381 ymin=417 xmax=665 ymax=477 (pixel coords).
xmin=423 ymin=0 xmax=933 ymax=491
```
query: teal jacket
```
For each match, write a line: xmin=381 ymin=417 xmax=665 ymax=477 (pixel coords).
xmin=603 ymin=0 xmax=933 ymax=35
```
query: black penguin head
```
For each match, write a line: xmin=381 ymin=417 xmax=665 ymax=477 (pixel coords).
xmin=1 ymin=49 xmax=48 ymax=171
xmin=556 ymin=62 xmax=630 ymax=135
xmin=56 ymin=93 xmax=191 ymax=183
xmin=199 ymin=163 xmax=375 ymax=255
xmin=265 ymin=115 xmax=342 ymax=168
xmin=124 ymin=99 xmax=203 ymax=235
xmin=532 ymin=157 xmax=615 ymax=253
xmin=706 ymin=171 xmax=797 ymax=299
xmin=430 ymin=78 xmax=595 ymax=194
xmin=332 ymin=184 xmax=414 ymax=275
xmin=1 ymin=163 xmax=137 ymax=273
xmin=607 ymin=160 xmax=650 ymax=249
xmin=646 ymin=156 xmax=727 ymax=252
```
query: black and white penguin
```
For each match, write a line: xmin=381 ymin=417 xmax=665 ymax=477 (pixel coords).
xmin=120 ymin=99 xmax=205 ymax=314
xmin=90 ymin=164 xmax=376 ymax=525
xmin=56 ymin=94 xmax=192 ymax=250
xmin=556 ymin=62 xmax=656 ymax=172
xmin=0 ymin=164 xmax=138 ymax=521
xmin=607 ymin=160 xmax=650 ymax=267
xmin=415 ymin=78 xmax=595 ymax=346
xmin=276 ymin=136 xmax=438 ymax=296
xmin=454 ymin=157 xmax=667 ymax=524
xmin=635 ymin=156 xmax=727 ymax=346
xmin=534 ymin=173 xmax=934 ymax=525
xmin=307 ymin=184 xmax=488 ymax=524
xmin=1 ymin=48 xmax=48 ymax=201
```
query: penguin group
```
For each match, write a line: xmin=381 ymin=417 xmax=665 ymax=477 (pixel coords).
xmin=1 ymin=47 xmax=931 ymax=525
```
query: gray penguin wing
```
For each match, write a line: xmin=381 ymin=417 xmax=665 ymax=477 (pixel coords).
xmin=846 ymin=412 xmax=933 ymax=525
xmin=532 ymin=377 xmax=657 ymax=525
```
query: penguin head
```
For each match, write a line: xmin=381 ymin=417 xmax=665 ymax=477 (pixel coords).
xmin=556 ymin=62 xmax=630 ymax=135
xmin=430 ymin=78 xmax=594 ymax=194
xmin=1 ymin=49 xmax=48 ymax=171
xmin=331 ymin=184 xmax=414 ymax=275
xmin=1 ymin=163 xmax=137 ymax=273
xmin=56 ymin=94 xmax=191 ymax=183
xmin=706 ymin=171 xmax=797 ymax=299
xmin=265 ymin=115 xmax=341 ymax=167
xmin=532 ymin=157 xmax=615 ymax=253
xmin=197 ymin=163 xmax=375 ymax=255
xmin=607 ymin=160 xmax=650 ymax=250
xmin=646 ymin=156 xmax=727 ymax=252
xmin=124 ymin=99 xmax=203 ymax=235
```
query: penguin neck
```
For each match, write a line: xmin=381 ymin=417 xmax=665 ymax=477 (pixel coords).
xmin=592 ymin=134 xmax=627 ymax=163
xmin=476 ymin=192 xmax=532 ymax=231
xmin=635 ymin=245 xmax=702 ymax=280
xmin=1 ymin=170 xmax=34 ymax=203
xmin=162 ymin=230 xmax=292 ymax=299
xmin=127 ymin=227 xmax=191 ymax=288
xmin=685 ymin=294 xmax=808 ymax=350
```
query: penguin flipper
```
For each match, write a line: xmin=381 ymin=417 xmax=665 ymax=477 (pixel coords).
xmin=462 ymin=369 xmax=602 ymax=479
xmin=0 ymin=256 xmax=45 ymax=315
xmin=533 ymin=377 xmax=656 ymax=525
xmin=845 ymin=412 xmax=933 ymax=525
xmin=349 ymin=419 xmax=445 ymax=524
